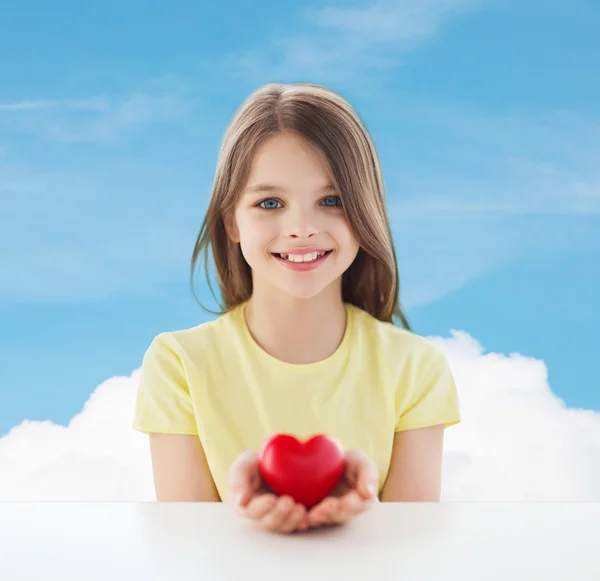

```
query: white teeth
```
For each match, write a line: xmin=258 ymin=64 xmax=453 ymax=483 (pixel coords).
xmin=278 ymin=251 xmax=327 ymax=262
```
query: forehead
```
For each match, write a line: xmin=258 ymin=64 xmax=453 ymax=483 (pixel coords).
xmin=245 ymin=133 xmax=333 ymax=191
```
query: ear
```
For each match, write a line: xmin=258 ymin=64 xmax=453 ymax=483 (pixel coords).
xmin=223 ymin=209 xmax=240 ymax=243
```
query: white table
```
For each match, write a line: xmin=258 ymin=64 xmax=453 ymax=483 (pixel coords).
xmin=0 ymin=503 xmax=598 ymax=580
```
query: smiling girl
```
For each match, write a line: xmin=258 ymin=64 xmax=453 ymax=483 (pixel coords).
xmin=133 ymin=82 xmax=461 ymax=534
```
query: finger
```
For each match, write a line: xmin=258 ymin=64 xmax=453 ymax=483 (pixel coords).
xmin=332 ymin=491 xmax=366 ymax=524
xmin=345 ymin=449 xmax=379 ymax=501
xmin=279 ymin=504 xmax=307 ymax=534
xmin=241 ymin=493 xmax=278 ymax=520
xmin=259 ymin=495 xmax=296 ymax=531
xmin=228 ymin=451 xmax=260 ymax=508
xmin=308 ymin=497 xmax=340 ymax=527
xmin=297 ymin=512 xmax=310 ymax=531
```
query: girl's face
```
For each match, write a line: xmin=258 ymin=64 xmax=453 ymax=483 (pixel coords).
xmin=227 ymin=132 xmax=360 ymax=301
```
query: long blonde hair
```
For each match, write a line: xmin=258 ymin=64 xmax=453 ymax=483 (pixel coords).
xmin=190 ymin=82 xmax=410 ymax=328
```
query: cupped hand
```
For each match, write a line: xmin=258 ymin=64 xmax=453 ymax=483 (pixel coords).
xmin=227 ymin=450 xmax=310 ymax=534
xmin=305 ymin=449 xmax=379 ymax=529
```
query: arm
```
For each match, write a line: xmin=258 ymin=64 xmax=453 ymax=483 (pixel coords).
xmin=149 ymin=433 xmax=221 ymax=502
xmin=379 ymin=424 xmax=445 ymax=501
xmin=382 ymin=341 xmax=460 ymax=501
xmin=133 ymin=335 xmax=220 ymax=501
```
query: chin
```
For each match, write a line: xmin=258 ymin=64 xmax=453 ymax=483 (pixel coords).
xmin=273 ymin=277 xmax=343 ymax=301
xmin=269 ymin=284 xmax=322 ymax=300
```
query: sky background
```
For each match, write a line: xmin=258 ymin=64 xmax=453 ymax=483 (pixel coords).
xmin=0 ymin=0 xmax=599 ymax=500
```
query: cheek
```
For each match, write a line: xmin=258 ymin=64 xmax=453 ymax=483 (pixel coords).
xmin=332 ymin=218 xmax=360 ymax=253
xmin=236 ymin=215 xmax=275 ymax=256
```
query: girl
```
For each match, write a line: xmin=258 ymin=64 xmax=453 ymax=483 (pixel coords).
xmin=133 ymin=82 xmax=461 ymax=534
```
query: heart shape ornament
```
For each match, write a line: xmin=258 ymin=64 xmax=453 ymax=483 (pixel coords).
xmin=258 ymin=433 xmax=346 ymax=509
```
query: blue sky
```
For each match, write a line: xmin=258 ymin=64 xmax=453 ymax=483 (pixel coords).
xmin=1 ymin=0 xmax=599 ymax=437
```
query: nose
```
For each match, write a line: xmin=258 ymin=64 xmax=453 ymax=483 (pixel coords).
xmin=283 ymin=206 xmax=319 ymax=240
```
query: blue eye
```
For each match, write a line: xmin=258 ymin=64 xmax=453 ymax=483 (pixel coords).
xmin=322 ymin=195 xmax=342 ymax=207
xmin=258 ymin=198 xmax=282 ymax=210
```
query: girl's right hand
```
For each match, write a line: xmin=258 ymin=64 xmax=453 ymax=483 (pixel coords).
xmin=227 ymin=450 xmax=310 ymax=534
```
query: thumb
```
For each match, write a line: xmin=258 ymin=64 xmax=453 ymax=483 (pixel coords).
xmin=227 ymin=450 xmax=259 ymax=507
xmin=346 ymin=449 xmax=379 ymax=501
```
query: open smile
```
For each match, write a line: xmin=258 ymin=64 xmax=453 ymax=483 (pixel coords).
xmin=271 ymin=249 xmax=333 ymax=271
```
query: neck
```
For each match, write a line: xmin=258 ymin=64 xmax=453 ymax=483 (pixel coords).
xmin=244 ymin=282 xmax=347 ymax=365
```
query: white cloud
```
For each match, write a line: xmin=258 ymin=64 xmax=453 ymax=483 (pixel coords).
xmin=0 ymin=90 xmax=189 ymax=142
xmin=384 ymin=103 xmax=600 ymax=216
xmin=434 ymin=332 xmax=600 ymax=501
xmin=0 ymin=372 xmax=155 ymax=501
xmin=0 ymin=97 xmax=109 ymax=112
xmin=222 ymin=0 xmax=485 ymax=89
xmin=392 ymin=195 xmax=600 ymax=309
xmin=1 ymin=331 xmax=598 ymax=501
xmin=312 ymin=0 xmax=482 ymax=41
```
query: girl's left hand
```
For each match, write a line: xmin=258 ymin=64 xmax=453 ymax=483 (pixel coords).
xmin=304 ymin=449 xmax=380 ymax=529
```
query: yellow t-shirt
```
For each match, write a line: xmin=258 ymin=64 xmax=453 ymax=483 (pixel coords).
xmin=132 ymin=302 xmax=461 ymax=501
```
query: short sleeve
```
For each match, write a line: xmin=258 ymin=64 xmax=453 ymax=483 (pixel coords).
xmin=132 ymin=334 xmax=199 ymax=435
xmin=395 ymin=344 xmax=461 ymax=432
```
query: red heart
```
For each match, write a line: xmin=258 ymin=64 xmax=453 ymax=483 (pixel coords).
xmin=258 ymin=434 xmax=346 ymax=509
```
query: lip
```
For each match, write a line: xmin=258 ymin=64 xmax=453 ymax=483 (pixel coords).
xmin=271 ymin=249 xmax=333 ymax=272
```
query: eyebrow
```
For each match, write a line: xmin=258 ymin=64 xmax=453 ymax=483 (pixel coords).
xmin=245 ymin=183 xmax=336 ymax=194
